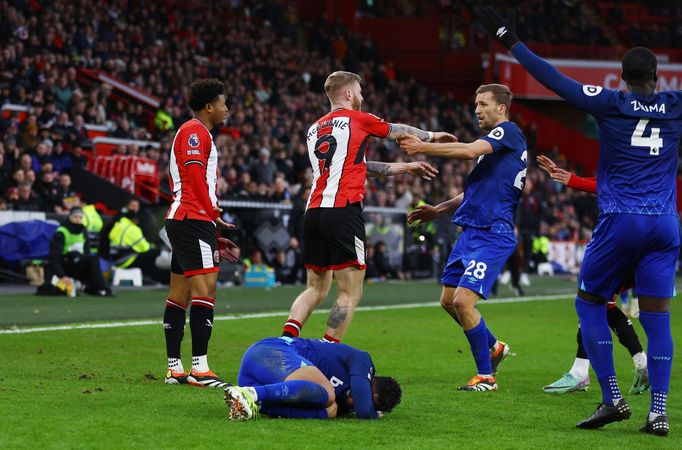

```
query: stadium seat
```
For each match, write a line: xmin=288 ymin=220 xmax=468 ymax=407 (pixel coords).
xmin=537 ymin=262 xmax=555 ymax=277
xmin=112 ymin=267 xmax=143 ymax=287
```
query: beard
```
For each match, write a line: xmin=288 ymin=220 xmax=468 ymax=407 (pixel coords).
xmin=351 ymin=97 xmax=362 ymax=111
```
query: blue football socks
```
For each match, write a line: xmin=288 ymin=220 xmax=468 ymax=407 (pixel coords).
xmin=464 ymin=317 xmax=493 ymax=376
xmin=575 ymin=297 xmax=621 ymax=405
xmin=639 ymin=311 xmax=673 ymax=417
xmin=253 ymin=380 xmax=329 ymax=407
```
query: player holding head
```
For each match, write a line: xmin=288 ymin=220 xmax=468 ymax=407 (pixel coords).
xmin=281 ymin=71 xmax=455 ymax=343
xmin=399 ymin=83 xmax=527 ymax=391
xmin=224 ymin=336 xmax=401 ymax=420
xmin=163 ymin=79 xmax=239 ymax=388
xmin=481 ymin=7 xmax=678 ymax=436
xmin=537 ymin=155 xmax=649 ymax=396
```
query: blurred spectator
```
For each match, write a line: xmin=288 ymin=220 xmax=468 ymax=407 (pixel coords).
xmin=15 ymin=181 xmax=42 ymax=211
xmin=373 ymin=241 xmax=402 ymax=280
xmin=103 ymin=199 xmax=169 ymax=285
xmin=251 ymin=147 xmax=277 ymax=185
xmin=39 ymin=206 xmax=111 ymax=297
xmin=34 ymin=163 xmax=64 ymax=213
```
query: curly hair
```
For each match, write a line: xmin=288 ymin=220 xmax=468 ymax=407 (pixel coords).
xmin=187 ymin=79 xmax=225 ymax=112
xmin=374 ymin=376 xmax=402 ymax=413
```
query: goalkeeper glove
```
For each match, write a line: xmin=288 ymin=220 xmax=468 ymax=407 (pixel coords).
xmin=217 ymin=236 xmax=239 ymax=263
xmin=479 ymin=6 xmax=519 ymax=50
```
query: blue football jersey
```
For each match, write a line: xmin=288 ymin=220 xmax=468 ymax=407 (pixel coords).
xmin=512 ymin=43 xmax=682 ymax=215
xmin=453 ymin=120 xmax=528 ymax=232
xmin=293 ymin=338 xmax=377 ymax=418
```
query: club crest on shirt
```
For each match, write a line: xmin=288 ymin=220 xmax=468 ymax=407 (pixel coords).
xmin=488 ymin=126 xmax=504 ymax=140
xmin=188 ymin=133 xmax=200 ymax=148
xmin=214 ymin=250 xmax=220 ymax=264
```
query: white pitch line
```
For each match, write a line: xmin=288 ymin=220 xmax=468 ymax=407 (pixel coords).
xmin=0 ymin=293 xmax=573 ymax=335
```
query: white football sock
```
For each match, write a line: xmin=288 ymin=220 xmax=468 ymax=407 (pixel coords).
xmin=633 ymin=351 xmax=647 ymax=371
xmin=192 ymin=355 xmax=209 ymax=373
xmin=569 ymin=358 xmax=590 ymax=379
xmin=168 ymin=357 xmax=185 ymax=373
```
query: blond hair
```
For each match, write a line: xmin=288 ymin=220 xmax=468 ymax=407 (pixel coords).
xmin=476 ymin=84 xmax=513 ymax=115
xmin=324 ymin=71 xmax=361 ymax=99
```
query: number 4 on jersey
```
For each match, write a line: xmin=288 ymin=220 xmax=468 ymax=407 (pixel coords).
xmin=631 ymin=118 xmax=663 ymax=155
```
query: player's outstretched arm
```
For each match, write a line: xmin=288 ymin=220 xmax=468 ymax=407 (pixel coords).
xmin=537 ymin=155 xmax=596 ymax=194
xmin=386 ymin=123 xmax=457 ymax=143
xmin=407 ymin=192 xmax=463 ymax=226
xmin=398 ymin=134 xmax=493 ymax=159
xmin=479 ymin=7 xmax=605 ymax=114
xmin=366 ymin=160 xmax=439 ymax=180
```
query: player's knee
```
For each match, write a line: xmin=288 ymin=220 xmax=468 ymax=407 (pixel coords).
xmin=452 ymin=296 xmax=473 ymax=315
xmin=440 ymin=294 xmax=454 ymax=311
xmin=307 ymin=286 xmax=329 ymax=304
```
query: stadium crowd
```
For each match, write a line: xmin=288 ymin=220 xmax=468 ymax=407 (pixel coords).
xmin=0 ymin=0 xmax=600 ymax=280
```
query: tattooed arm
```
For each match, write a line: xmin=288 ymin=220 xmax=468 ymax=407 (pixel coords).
xmin=387 ymin=123 xmax=458 ymax=143
xmin=366 ymin=161 xmax=439 ymax=180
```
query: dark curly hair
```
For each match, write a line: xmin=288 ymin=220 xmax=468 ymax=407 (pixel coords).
xmin=374 ymin=376 xmax=402 ymax=413
xmin=187 ymin=79 xmax=225 ymax=112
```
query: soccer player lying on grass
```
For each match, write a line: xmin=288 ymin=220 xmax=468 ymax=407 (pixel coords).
xmin=223 ymin=336 xmax=401 ymax=420
xmin=481 ymin=6 xmax=679 ymax=436
xmin=537 ymin=155 xmax=649 ymax=396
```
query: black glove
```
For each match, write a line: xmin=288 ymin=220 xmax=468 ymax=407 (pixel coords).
xmin=479 ymin=6 xmax=519 ymax=50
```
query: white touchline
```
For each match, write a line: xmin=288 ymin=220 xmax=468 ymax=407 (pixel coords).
xmin=0 ymin=293 xmax=573 ymax=335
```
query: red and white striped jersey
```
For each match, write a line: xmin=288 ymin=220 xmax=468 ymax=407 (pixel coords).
xmin=165 ymin=118 xmax=219 ymax=222
xmin=306 ymin=108 xmax=390 ymax=209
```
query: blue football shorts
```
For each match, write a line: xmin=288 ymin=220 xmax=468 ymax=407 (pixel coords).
xmin=441 ymin=227 xmax=517 ymax=299
xmin=579 ymin=213 xmax=680 ymax=299
xmin=237 ymin=337 xmax=313 ymax=386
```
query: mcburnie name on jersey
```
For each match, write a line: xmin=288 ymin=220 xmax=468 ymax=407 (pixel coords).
xmin=307 ymin=118 xmax=349 ymax=140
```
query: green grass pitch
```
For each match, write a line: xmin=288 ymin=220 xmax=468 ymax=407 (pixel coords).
xmin=0 ymin=278 xmax=680 ymax=449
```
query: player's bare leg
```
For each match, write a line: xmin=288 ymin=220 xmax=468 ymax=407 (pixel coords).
xmin=168 ymin=272 xmax=191 ymax=307
xmin=453 ymin=287 xmax=498 ymax=391
xmin=452 ymin=286 xmax=481 ymax=330
xmin=442 ymin=285 xmax=508 ymax=373
xmin=637 ymin=296 xmax=672 ymax=436
xmin=322 ymin=266 xmax=365 ymax=342
xmin=164 ymin=273 xmax=192 ymax=384
xmin=285 ymin=365 xmax=336 ymax=406
xmin=185 ymin=271 xmax=228 ymax=387
xmin=283 ymin=269 xmax=333 ymax=337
